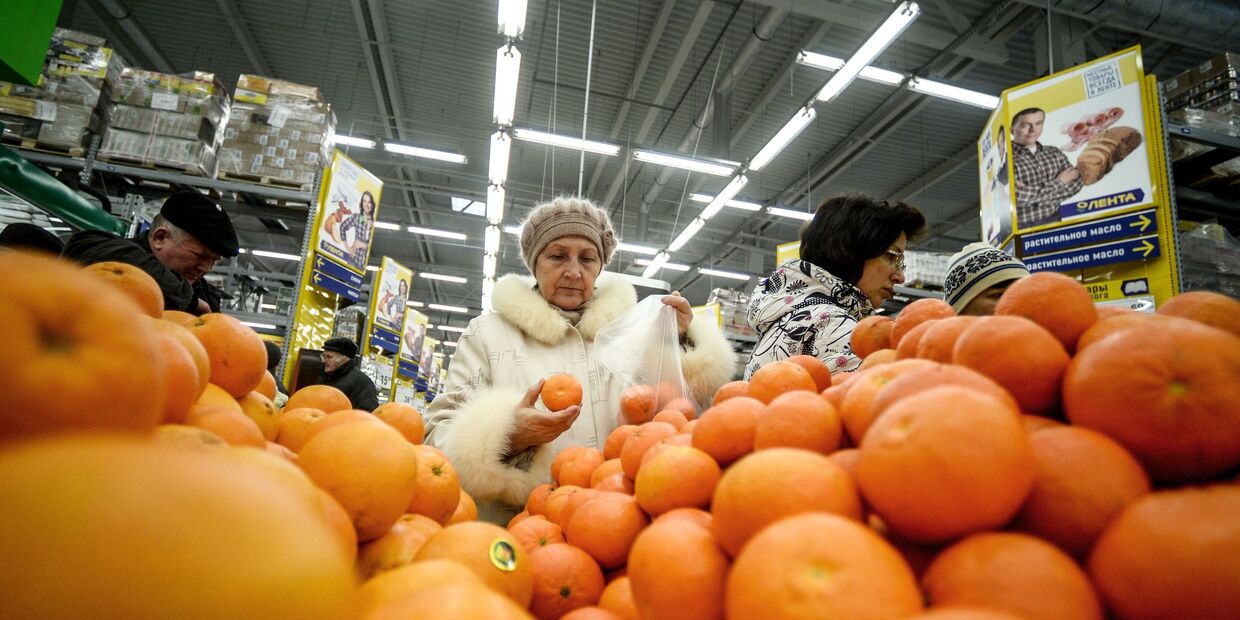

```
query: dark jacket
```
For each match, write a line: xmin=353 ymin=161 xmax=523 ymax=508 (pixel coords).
xmin=321 ymin=359 xmax=380 ymax=412
xmin=63 ymin=231 xmax=222 ymax=312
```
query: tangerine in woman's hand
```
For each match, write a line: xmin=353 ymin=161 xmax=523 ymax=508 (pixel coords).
xmin=541 ymin=374 xmax=583 ymax=411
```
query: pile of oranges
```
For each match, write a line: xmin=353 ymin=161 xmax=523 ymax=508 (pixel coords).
xmin=2 ymin=250 xmax=1238 ymax=619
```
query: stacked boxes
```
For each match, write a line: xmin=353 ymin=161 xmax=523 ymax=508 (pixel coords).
xmin=1178 ymin=222 xmax=1240 ymax=299
xmin=217 ymin=74 xmax=335 ymax=189
xmin=98 ymin=69 xmax=229 ymax=175
xmin=902 ymin=250 xmax=951 ymax=289
xmin=0 ymin=28 xmax=122 ymax=152
xmin=1164 ymin=52 xmax=1240 ymax=113
xmin=707 ymin=287 xmax=756 ymax=340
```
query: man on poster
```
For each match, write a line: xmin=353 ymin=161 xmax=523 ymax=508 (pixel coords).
xmin=1011 ymin=108 xmax=1083 ymax=228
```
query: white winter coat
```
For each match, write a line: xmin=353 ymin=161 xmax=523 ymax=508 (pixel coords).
xmin=425 ymin=272 xmax=736 ymax=522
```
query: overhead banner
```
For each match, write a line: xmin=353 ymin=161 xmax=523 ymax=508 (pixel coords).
xmin=365 ymin=257 xmax=413 ymax=355
xmin=978 ymin=101 xmax=1014 ymax=247
xmin=397 ymin=309 xmax=429 ymax=379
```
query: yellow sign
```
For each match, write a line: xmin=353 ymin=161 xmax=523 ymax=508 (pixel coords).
xmin=316 ymin=151 xmax=383 ymax=274
xmin=364 ymin=257 xmax=413 ymax=355
xmin=692 ymin=303 xmax=723 ymax=331
xmin=978 ymin=100 xmax=1014 ymax=247
xmin=775 ymin=240 xmax=801 ymax=264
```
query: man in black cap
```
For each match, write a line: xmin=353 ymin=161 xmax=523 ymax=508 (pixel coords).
xmin=319 ymin=337 xmax=379 ymax=411
xmin=64 ymin=191 xmax=241 ymax=314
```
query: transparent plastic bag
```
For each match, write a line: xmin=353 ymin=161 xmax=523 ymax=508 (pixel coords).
xmin=594 ymin=296 xmax=699 ymax=425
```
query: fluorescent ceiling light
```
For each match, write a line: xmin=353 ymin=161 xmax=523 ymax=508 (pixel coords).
xmin=482 ymin=277 xmax=495 ymax=297
xmin=512 ymin=127 xmax=621 ymax=156
xmin=799 ymin=51 xmax=907 ymax=86
xmin=908 ymin=77 xmax=999 ymax=109
xmin=373 ymin=221 xmax=402 ymax=230
xmin=420 ymin=273 xmax=468 ymax=284
xmin=239 ymin=321 xmax=278 ymax=330
xmin=498 ymin=0 xmax=527 ymax=38
xmin=815 ymin=1 xmax=921 ymax=103
xmin=640 ymin=252 xmax=670 ymax=279
xmin=503 ymin=224 xmax=522 ymax=236
xmin=768 ymin=207 xmax=815 ymax=221
xmin=437 ymin=325 xmax=467 ymax=333
xmin=484 ymin=226 xmax=502 ymax=254
xmin=335 ymin=135 xmax=376 ymax=149
xmin=635 ymin=257 xmax=690 ymax=271
xmin=699 ymin=175 xmax=749 ymax=220
xmin=862 ymin=65 xmax=907 ymax=85
xmin=365 ymin=265 xmax=380 ymax=272
xmin=250 ymin=249 xmax=301 ymax=261
xmin=698 ymin=267 xmax=751 ymax=281
xmin=633 ymin=150 xmax=735 ymax=177
xmin=46 ymin=227 xmax=71 ymax=232
xmin=259 ymin=303 xmax=277 ymax=310
xmin=668 ymin=218 xmax=705 ymax=252
xmin=749 ymin=107 xmax=816 ymax=171
xmin=429 ymin=302 xmax=470 ymax=313
xmin=690 ymin=193 xmax=762 ymax=211
xmin=407 ymin=225 xmax=467 ymax=241
xmin=494 ymin=45 xmax=521 ymax=126
xmin=406 ymin=300 xmax=424 ymax=307
xmin=383 ymin=142 xmax=467 ymax=164
xmin=486 ymin=185 xmax=505 ymax=225
xmin=442 ymin=340 xmax=459 ymax=348
xmin=489 ymin=130 xmax=510 ymax=186
xmin=617 ymin=242 xmax=658 ymax=255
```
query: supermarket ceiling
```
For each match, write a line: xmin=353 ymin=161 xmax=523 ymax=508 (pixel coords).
xmin=57 ymin=0 xmax=1240 ymax=314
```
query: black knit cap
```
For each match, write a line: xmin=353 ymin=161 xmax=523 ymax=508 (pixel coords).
xmin=160 ymin=191 xmax=240 ymax=257
xmin=0 ymin=223 xmax=64 ymax=255
xmin=323 ymin=337 xmax=359 ymax=358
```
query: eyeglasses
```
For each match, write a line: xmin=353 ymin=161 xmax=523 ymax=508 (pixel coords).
xmin=884 ymin=249 xmax=906 ymax=272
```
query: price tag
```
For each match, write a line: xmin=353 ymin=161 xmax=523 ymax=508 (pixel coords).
xmin=151 ymin=92 xmax=179 ymax=111
xmin=33 ymin=101 xmax=58 ymax=122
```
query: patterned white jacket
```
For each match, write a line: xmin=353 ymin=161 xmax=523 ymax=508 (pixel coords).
xmin=425 ymin=272 xmax=736 ymax=521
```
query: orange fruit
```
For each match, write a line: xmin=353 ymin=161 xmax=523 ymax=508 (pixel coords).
xmin=184 ymin=313 xmax=267 ymax=398
xmin=448 ymin=489 xmax=478 ymax=524
xmin=995 ymin=271 xmax=1097 ymax=352
xmin=550 ymin=447 xmax=583 ymax=483
xmin=1088 ymin=485 xmax=1240 ymax=620
xmin=867 ymin=364 xmax=1021 ymax=429
xmin=544 ymin=485 xmax=584 ymax=528
xmin=832 ymin=371 xmax=854 ymax=385
xmin=413 ymin=521 xmax=535 ymax=607
xmin=711 ymin=380 xmax=750 ymax=405
xmin=660 ymin=397 xmax=697 ymax=420
xmin=690 ymin=396 xmax=763 ymax=467
xmin=589 ymin=459 xmax=624 ymax=488
xmin=372 ymin=401 xmax=424 ymax=444
xmin=1074 ymin=312 xmax=1161 ymax=351
xmin=654 ymin=507 xmax=712 ymax=530
xmin=907 ymin=609 xmax=1022 ymax=620
xmin=603 ymin=425 xmax=637 ymax=460
xmin=0 ymin=435 xmax=355 ymax=619
xmin=785 ymin=354 xmax=832 ymax=391
xmin=561 ymin=607 xmax=624 ymax=620
xmin=541 ymin=373 xmax=584 ymax=411
xmin=303 ymin=409 xmax=383 ymax=445
xmin=184 ymin=405 xmax=266 ymax=448
xmin=619 ymin=384 xmax=657 ymax=424
xmin=558 ymin=489 xmax=602 ymax=532
xmin=923 ymin=532 xmax=1103 ymax=620
xmin=1014 ymin=426 xmax=1150 ymax=557
xmin=1063 ymin=318 xmax=1240 ymax=482
xmin=236 ymin=391 xmax=280 ymax=441
xmin=891 ymin=298 xmax=956 ymax=348
xmin=851 ymin=315 xmax=895 ymax=359
xmin=153 ymin=424 xmax=227 ymax=450
xmin=839 ymin=359 xmax=936 ymax=444
xmin=357 ymin=559 xmax=483 ymax=612
xmin=286 ymin=384 xmax=352 ymax=413
xmin=565 ymin=492 xmax=650 ymax=569
xmin=364 ymin=581 xmax=533 ymax=620
xmin=274 ymin=406 xmax=327 ymax=452
xmin=1095 ymin=305 xmax=1134 ymax=319
xmin=266 ymin=439 xmax=297 ymax=461
xmin=526 ymin=483 xmax=556 ymax=516
xmin=256 ymin=370 xmax=278 ymax=400
xmin=1021 ymin=414 xmax=1064 ymax=433
xmin=510 ymin=514 xmax=566 ymax=554
xmin=149 ymin=316 xmax=211 ymax=397
xmin=592 ymin=471 xmax=635 ymax=495
xmin=952 ymin=316 xmax=1069 ymax=415
xmin=298 ymin=422 xmax=419 ymax=541
xmin=193 ymin=382 xmax=244 ymax=413
xmin=619 ymin=421 xmax=678 ymax=479
xmin=0 ymin=252 xmax=166 ymax=441
xmin=650 ymin=409 xmax=688 ymax=430
xmin=680 ymin=419 xmax=698 ymax=434
xmin=711 ymin=448 xmax=862 ymax=557
xmin=856 ymin=386 xmax=1035 ymax=544
xmin=753 ymin=390 xmax=843 ymax=454
xmin=313 ymin=488 xmax=357 ymax=564
xmin=748 ymin=360 xmax=818 ymax=403
xmin=161 ymin=309 xmax=197 ymax=325
xmin=152 ymin=327 xmax=207 ymax=424
xmin=528 ymin=543 xmax=605 ymax=620
xmin=356 ymin=513 xmax=442 ymax=578
xmin=407 ymin=444 xmax=462 ymax=524
xmin=598 ymin=576 xmax=639 ymax=620
xmin=1156 ymin=290 xmax=1240 ymax=337
xmin=629 ymin=518 xmax=728 ymax=620
xmin=634 ymin=446 xmax=721 ymax=516
xmin=895 ymin=320 xmax=938 ymax=359
xmin=637 ymin=432 xmax=693 ymax=468
xmin=555 ymin=446 xmax=606 ymax=488
xmin=857 ymin=347 xmax=898 ymax=370
xmin=916 ymin=316 xmax=981 ymax=363
xmin=726 ymin=513 xmax=924 ymax=619
xmin=83 ymin=260 xmax=164 ymax=317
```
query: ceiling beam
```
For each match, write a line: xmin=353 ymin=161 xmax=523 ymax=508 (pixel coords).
xmin=930 ymin=0 xmax=973 ymax=34
xmin=83 ymin=0 xmax=174 ymax=72
xmin=888 ymin=143 xmax=976 ymax=203
xmin=214 ymin=0 xmax=273 ymax=76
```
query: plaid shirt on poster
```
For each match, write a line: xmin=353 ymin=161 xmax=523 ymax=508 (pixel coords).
xmin=1011 ymin=141 xmax=1083 ymax=227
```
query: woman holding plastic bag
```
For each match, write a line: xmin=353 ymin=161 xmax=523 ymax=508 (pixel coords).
xmin=424 ymin=197 xmax=736 ymax=523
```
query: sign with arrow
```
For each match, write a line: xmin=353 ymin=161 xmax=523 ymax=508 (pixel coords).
xmin=311 ymin=270 xmax=361 ymax=302
xmin=313 ymin=254 xmax=364 ymax=287
xmin=1020 ymin=209 xmax=1157 ymax=256
xmin=1026 ymin=234 xmax=1160 ymax=273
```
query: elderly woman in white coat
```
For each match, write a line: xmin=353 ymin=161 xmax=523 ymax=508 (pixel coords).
xmin=424 ymin=196 xmax=736 ymax=522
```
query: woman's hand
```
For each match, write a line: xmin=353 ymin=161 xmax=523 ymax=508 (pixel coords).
xmin=507 ymin=379 xmax=581 ymax=455
xmin=662 ymin=291 xmax=693 ymax=337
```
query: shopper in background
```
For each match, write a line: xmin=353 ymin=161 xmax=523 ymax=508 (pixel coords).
xmin=0 ymin=223 xmax=64 ymax=255
xmin=63 ymin=191 xmax=239 ymax=314
xmin=424 ymin=196 xmax=736 ymax=523
xmin=264 ymin=341 xmax=289 ymax=407
xmin=318 ymin=337 xmax=379 ymax=412
xmin=745 ymin=193 xmax=926 ymax=378
xmin=943 ymin=242 xmax=1031 ymax=316
xmin=1011 ymin=107 xmax=1082 ymax=228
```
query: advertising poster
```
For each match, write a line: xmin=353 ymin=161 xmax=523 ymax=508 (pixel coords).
xmin=419 ymin=336 xmax=439 ymax=380
xmin=317 ymin=151 xmax=383 ymax=273
xmin=399 ymin=310 xmax=428 ymax=366
xmin=978 ymin=102 xmax=1014 ymax=247
xmin=775 ymin=240 xmax=801 ymax=264
xmin=363 ymin=257 xmax=412 ymax=354
xmin=1003 ymin=47 xmax=1155 ymax=234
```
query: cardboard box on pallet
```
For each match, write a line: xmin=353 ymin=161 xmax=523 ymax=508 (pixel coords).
xmin=99 ymin=69 xmax=229 ymax=175
xmin=218 ymin=74 xmax=334 ymax=186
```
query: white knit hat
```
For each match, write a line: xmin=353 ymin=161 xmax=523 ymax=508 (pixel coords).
xmin=943 ymin=242 xmax=1030 ymax=313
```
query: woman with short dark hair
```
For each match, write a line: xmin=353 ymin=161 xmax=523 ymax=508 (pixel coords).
xmin=744 ymin=193 xmax=926 ymax=377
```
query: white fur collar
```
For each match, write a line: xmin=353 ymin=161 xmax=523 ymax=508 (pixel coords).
xmin=492 ymin=272 xmax=637 ymax=345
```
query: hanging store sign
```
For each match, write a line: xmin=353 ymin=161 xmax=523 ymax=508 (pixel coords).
xmin=1019 ymin=209 xmax=1156 ymax=255
xmin=364 ymin=257 xmax=412 ymax=354
xmin=1025 ymin=235 xmax=1160 ymax=273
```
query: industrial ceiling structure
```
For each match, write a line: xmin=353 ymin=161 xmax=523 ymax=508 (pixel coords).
xmin=56 ymin=0 xmax=1240 ymax=333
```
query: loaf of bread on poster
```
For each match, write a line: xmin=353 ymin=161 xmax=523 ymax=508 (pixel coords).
xmin=1074 ymin=126 xmax=1142 ymax=185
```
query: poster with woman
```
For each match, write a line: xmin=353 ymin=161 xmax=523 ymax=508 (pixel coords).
xmin=370 ymin=258 xmax=412 ymax=333
xmin=978 ymin=103 xmax=1014 ymax=247
xmin=317 ymin=151 xmax=383 ymax=273
xmin=399 ymin=309 xmax=428 ymax=367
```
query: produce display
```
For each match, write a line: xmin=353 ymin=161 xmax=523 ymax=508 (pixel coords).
xmin=2 ymin=251 xmax=1239 ymax=619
